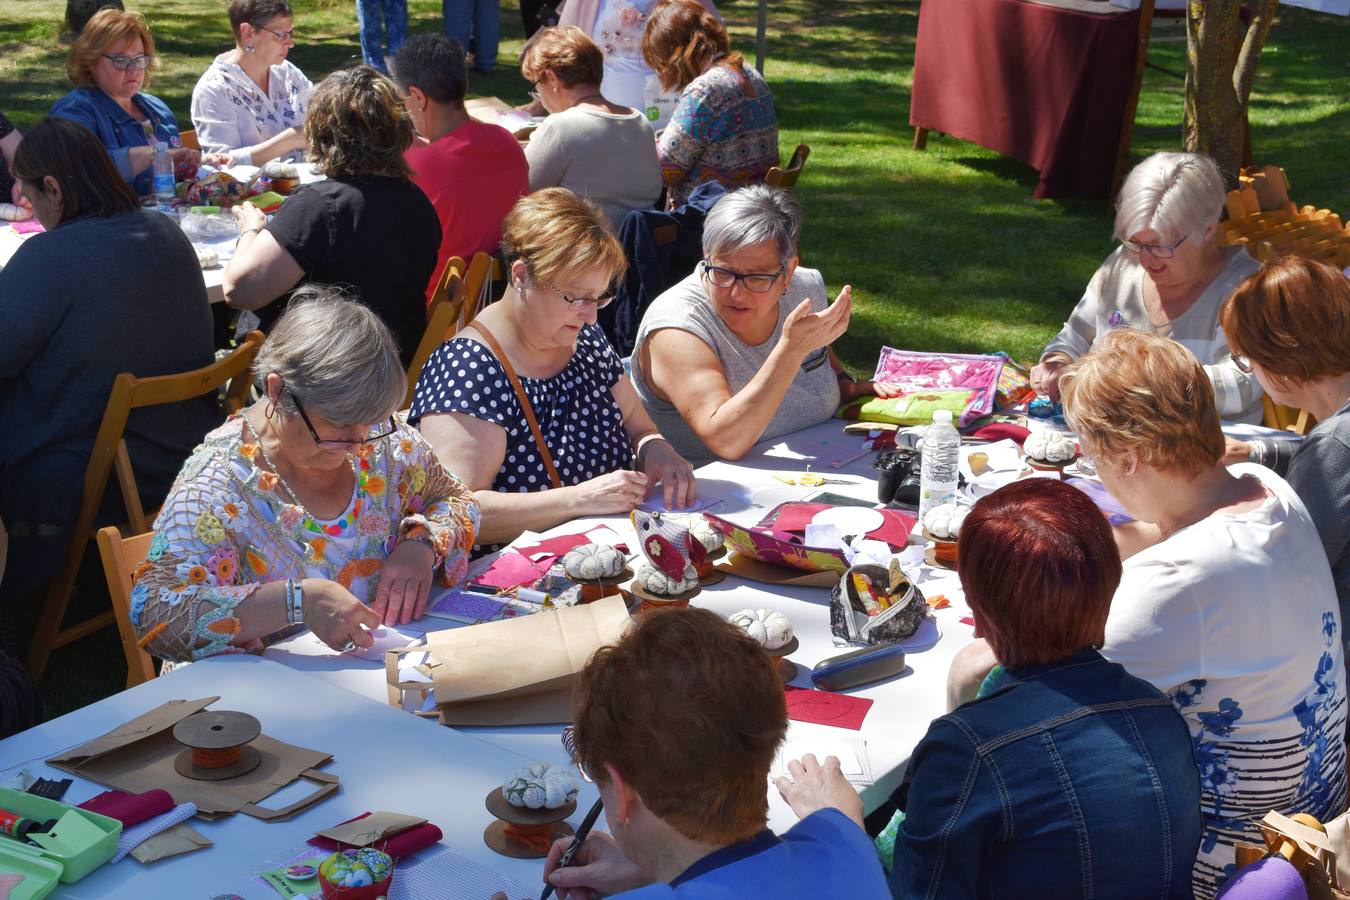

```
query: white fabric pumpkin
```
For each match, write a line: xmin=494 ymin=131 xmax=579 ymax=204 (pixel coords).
xmin=729 ymin=608 xmax=794 ymax=650
xmin=635 ymin=562 xmax=697 ymax=595
xmin=680 ymin=515 xmax=724 ymax=553
xmin=1024 ymin=431 xmax=1077 ymax=464
xmin=923 ymin=503 xmax=969 ymax=540
xmin=503 ymin=762 xmax=579 ymax=809
xmin=562 ymin=544 xmax=626 ymax=580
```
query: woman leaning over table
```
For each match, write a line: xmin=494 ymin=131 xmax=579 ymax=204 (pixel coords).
xmin=412 ymin=188 xmax=694 ymax=552
xmin=49 ymin=9 xmax=225 ymax=198
xmin=781 ymin=479 xmax=1202 ymax=899
xmin=491 ymin=607 xmax=890 ymax=900
xmin=631 ymin=184 xmax=896 ymax=464
xmin=223 ymin=65 xmax=441 ymax=367
xmin=641 ymin=0 xmax=778 ymax=208
xmin=953 ymin=329 xmax=1346 ymax=898
xmin=133 ymin=288 xmax=479 ymax=663
xmin=1220 ymin=256 xmax=1350 ymax=650
xmin=190 ymin=0 xmax=313 ymax=166
xmin=1029 ymin=151 xmax=1262 ymax=422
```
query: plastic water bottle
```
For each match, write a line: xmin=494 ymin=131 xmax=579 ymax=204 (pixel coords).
xmin=153 ymin=142 xmax=175 ymax=213
xmin=918 ymin=409 xmax=961 ymax=521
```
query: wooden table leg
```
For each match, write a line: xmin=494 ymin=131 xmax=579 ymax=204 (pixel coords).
xmin=914 ymin=127 xmax=929 ymax=151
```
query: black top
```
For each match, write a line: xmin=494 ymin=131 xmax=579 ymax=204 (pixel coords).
xmin=263 ymin=175 xmax=441 ymax=366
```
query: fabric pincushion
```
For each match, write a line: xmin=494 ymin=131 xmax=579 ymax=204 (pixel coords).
xmin=729 ymin=608 xmax=794 ymax=650
xmin=503 ymin=763 xmax=579 ymax=810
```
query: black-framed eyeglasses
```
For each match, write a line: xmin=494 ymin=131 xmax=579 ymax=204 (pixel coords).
xmin=254 ymin=22 xmax=294 ymax=41
xmin=1232 ymin=355 xmax=1253 ymax=374
xmin=541 ymin=280 xmax=615 ymax=310
xmin=701 ymin=261 xmax=784 ymax=293
xmin=528 ymin=81 xmax=543 ymax=103
xmin=290 ymin=392 xmax=397 ymax=448
xmin=104 ymin=53 xmax=152 ymax=71
xmin=1120 ymin=233 xmax=1189 ymax=259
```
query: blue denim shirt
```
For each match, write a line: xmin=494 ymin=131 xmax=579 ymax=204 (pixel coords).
xmin=890 ymin=649 xmax=1201 ymax=899
xmin=50 ymin=87 xmax=180 ymax=197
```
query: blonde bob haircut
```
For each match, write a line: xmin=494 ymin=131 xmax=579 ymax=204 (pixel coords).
xmin=1060 ymin=329 xmax=1224 ymax=478
xmin=521 ymin=26 xmax=604 ymax=88
xmin=642 ymin=0 xmax=744 ymax=94
xmin=305 ymin=66 xmax=414 ymax=180
xmin=501 ymin=187 xmax=626 ymax=288
xmin=68 ymin=8 xmax=159 ymax=89
xmin=1220 ymin=255 xmax=1350 ymax=383
xmin=1112 ymin=151 xmax=1225 ymax=246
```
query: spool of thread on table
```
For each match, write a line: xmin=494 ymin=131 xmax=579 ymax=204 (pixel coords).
xmin=190 ymin=744 xmax=244 ymax=769
xmin=501 ymin=821 xmax=558 ymax=855
xmin=638 ymin=596 xmax=691 ymax=612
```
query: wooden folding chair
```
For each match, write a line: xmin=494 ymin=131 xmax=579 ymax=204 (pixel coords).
xmin=1262 ymin=395 xmax=1316 ymax=436
xmin=404 ymin=259 xmax=468 ymax=408
xmin=764 ymin=144 xmax=811 ymax=190
xmin=25 ymin=332 xmax=265 ymax=679
xmin=179 ymin=129 xmax=200 ymax=151
xmin=463 ymin=251 xmax=505 ymax=326
xmin=95 ymin=527 xmax=156 ymax=689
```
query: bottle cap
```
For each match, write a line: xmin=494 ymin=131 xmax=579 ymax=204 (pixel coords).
xmin=932 ymin=409 xmax=953 ymax=424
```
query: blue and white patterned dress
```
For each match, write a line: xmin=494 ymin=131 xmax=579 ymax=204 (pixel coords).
xmin=190 ymin=54 xmax=312 ymax=164
xmin=1102 ymin=463 xmax=1348 ymax=899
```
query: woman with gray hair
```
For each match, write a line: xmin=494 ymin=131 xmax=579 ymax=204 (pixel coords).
xmin=134 ymin=286 xmax=479 ymax=663
xmin=631 ymin=184 xmax=896 ymax=462
xmin=1030 ymin=151 xmax=1262 ymax=422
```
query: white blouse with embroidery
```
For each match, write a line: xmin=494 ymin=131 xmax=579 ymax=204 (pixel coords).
xmin=190 ymin=54 xmax=313 ymax=164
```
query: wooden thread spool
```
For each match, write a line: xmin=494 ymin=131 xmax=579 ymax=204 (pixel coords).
xmin=764 ymin=636 xmax=800 ymax=683
xmin=173 ymin=710 xmax=264 ymax=781
xmin=483 ymin=788 xmax=575 ymax=859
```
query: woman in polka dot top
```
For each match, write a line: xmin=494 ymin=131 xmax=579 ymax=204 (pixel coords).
xmin=411 ymin=188 xmax=696 ymax=551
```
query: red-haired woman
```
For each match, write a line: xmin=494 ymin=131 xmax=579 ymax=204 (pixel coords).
xmin=780 ymin=479 xmax=1201 ymax=899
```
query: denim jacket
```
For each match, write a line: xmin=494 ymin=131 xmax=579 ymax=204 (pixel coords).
xmin=889 ymin=649 xmax=1201 ymax=899
xmin=50 ymin=87 xmax=180 ymax=197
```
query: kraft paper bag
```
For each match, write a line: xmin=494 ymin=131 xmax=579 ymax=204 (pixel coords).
xmin=386 ymin=594 xmax=632 ymax=726
xmin=48 ymin=697 xmax=339 ymax=822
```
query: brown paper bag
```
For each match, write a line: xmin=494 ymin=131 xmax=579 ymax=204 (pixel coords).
xmin=48 ymin=697 xmax=339 ymax=822
xmin=386 ymin=594 xmax=631 ymax=726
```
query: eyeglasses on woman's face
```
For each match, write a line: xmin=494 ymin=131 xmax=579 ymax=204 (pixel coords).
xmin=1121 ymin=232 xmax=1190 ymax=260
xmin=103 ymin=53 xmax=153 ymax=71
xmin=290 ymin=392 xmax=397 ymax=449
xmin=701 ymin=260 xmax=784 ymax=293
xmin=255 ymin=22 xmax=295 ymax=42
xmin=539 ymin=279 xmax=615 ymax=310
xmin=1232 ymin=355 xmax=1253 ymax=374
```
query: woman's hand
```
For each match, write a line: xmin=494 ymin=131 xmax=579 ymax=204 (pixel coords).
xmin=1029 ymin=359 xmax=1066 ymax=402
xmin=301 ymin=579 xmax=382 ymax=651
xmin=202 ymin=151 xmax=233 ymax=168
xmin=10 ymin=181 xmax=29 ymax=210
xmin=780 ymin=285 xmax=852 ymax=360
xmin=374 ymin=539 xmax=436 ymax=626
xmin=839 ymin=377 xmax=902 ymax=404
xmin=571 ymin=469 xmax=650 ymax=516
xmin=538 ymin=832 xmax=653 ymax=900
xmin=636 ymin=439 xmax=696 ymax=510
xmin=230 ymin=201 xmax=267 ymax=234
xmin=168 ymin=146 xmax=202 ymax=170
xmin=774 ymin=753 xmax=865 ymax=829
xmin=1222 ymin=437 xmax=1252 ymax=465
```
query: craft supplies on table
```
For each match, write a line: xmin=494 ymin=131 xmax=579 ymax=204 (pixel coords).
xmin=0 ymin=787 xmax=121 ymax=886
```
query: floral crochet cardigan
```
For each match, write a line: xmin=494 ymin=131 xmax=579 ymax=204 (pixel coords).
xmin=132 ymin=416 xmax=479 ymax=662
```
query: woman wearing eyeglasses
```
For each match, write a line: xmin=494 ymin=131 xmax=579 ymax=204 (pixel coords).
xmin=1030 ymin=151 xmax=1263 ymax=422
xmin=190 ymin=0 xmax=313 ymax=166
xmin=133 ymin=287 xmax=479 ymax=663
xmin=50 ymin=9 xmax=225 ymax=198
xmin=411 ymin=188 xmax=695 ymax=551
xmin=631 ymin=185 xmax=896 ymax=464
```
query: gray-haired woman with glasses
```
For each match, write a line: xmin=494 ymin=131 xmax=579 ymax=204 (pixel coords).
xmin=1030 ymin=151 xmax=1263 ymax=422
xmin=411 ymin=188 xmax=695 ymax=552
xmin=631 ymin=184 xmax=897 ymax=463
xmin=134 ymin=287 xmax=480 ymax=664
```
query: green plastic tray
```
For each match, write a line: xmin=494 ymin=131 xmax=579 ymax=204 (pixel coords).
xmin=0 ymin=788 xmax=121 ymax=883
xmin=0 ymin=842 xmax=62 ymax=900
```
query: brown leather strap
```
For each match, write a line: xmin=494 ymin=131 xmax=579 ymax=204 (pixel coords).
xmin=470 ymin=322 xmax=564 ymax=489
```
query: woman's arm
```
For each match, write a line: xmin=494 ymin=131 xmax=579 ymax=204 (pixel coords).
xmin=223 ymin=203 xmax=304 ymax=310
xmin=612 ymin=375 xmax=696 ymax=508
xmin=655 ymin=86 xmax=704 ymax=188
xmin=393 ymin=424 xmax=481 ymax=578
xmin=235 ymin=127 xmax=307 ymax=167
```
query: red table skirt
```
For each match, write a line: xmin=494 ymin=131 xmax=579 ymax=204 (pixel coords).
xmin=910 ymin=0 xmax=1143 ymax=199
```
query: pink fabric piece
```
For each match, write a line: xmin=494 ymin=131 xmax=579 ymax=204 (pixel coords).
xmin=476 ymin=551 xmax=550 ymax=590
xmin=10 ymin=220 xmax=45 ymax=235
xmin=784 ymin=686 xmax=873 ymax=730
xmin=872 ymin=348 xmax=1006 ymax=426
xmin=79 ymin=788 xmax=175 ymax=827
xmin=309 ymin=812 xmax=443 ymax=859
xmin=761 ymin=503 xmax=916 ymax=549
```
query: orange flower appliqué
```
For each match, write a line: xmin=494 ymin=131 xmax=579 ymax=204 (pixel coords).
xmin=257 ymin=471 xmax=279 ymax=492
xmin=207 ymin=617 xmax=241 ymax=636
xmin=337 ymin=557 xmax=383 ymax=591
xmin=364 ymin=474 xmax=387 ymax=496
xmin=239 ymin=442 xmax=259 ymax=461
xmin=245 ymin=548 xmax=268 ymax=576
xmin=186 ymin=565 xmax=209 ymax=584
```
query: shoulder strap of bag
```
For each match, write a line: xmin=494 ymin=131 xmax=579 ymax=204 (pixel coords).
xmin=470 ymin=322 xmax=564 ymax=490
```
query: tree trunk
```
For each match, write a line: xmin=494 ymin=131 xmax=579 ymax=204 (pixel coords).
xmin=1184 ymin=0 xmax=1279 ymax=188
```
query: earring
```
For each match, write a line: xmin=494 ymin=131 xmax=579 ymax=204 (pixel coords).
xmin=245 ymin=43 xmax=255 ymax=52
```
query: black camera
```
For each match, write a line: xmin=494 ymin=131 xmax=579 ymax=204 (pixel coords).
xmin=874 ymin=449 xmax=922 ymax=508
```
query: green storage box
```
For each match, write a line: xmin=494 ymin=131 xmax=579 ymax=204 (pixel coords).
xmin=0 ymin=842 xmax=62 ymax=900
xmin=0 ymin=788 xmax=121 ymax=883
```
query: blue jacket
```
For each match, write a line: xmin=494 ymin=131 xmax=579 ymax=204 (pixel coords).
xmin=890 ymin=649 xmax=1201 ymax=899
xmin=50 ymin=87 xmax=180 ymax=197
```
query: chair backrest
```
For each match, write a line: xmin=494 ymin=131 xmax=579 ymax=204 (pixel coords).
xmin=96 ymin=526 xmax=156 ymax=688
xmin=463 ymin=251 xmax=505 ymax=327
xmin=179 ymin=129 xmax=200 ymax=151
xmin=405 ymin=260 xmax=468 ymax=409
xmin=1262 ymin=395 xmax=1317 ymax=436
xmin=764 ymin=144 xmax=812 ymax=190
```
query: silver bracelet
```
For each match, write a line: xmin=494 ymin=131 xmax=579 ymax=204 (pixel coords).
xmin=285 ymin=578 xmax=304 ymax=626
xmin=1247 ymin=441 xmax=1266 ymax=467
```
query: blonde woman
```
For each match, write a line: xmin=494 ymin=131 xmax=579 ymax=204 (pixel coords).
xmin=411 ymin=188 xmax=694 ymax=550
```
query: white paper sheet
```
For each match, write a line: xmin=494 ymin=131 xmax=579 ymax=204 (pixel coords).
xmin=388 ymin=848 xmax=536 ymax=900
xmin=342 ymin=624 xmax=419 ymax=662
xmin=772 ymin=734 xmax=873 ymax=787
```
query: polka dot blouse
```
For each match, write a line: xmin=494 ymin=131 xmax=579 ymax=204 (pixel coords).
xmin=411 ymin=322 xmax=635 ymax=497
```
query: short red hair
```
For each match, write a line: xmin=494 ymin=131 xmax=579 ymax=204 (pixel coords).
xmin=957 ymin=479 xmax=1121 ymax=669
xmin=1220 ymin=255 xmax=1350 ymax=383
xmin=572 ymin=607 xmax=786 ymax=844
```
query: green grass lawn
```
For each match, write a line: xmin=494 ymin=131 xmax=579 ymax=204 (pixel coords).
xmin=3 ymin=0 xmax=1347 ymax=716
